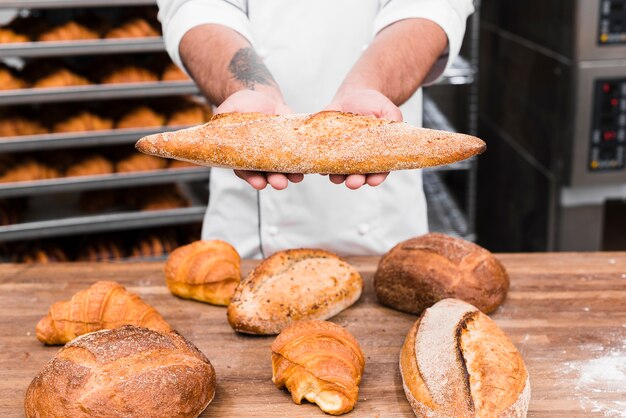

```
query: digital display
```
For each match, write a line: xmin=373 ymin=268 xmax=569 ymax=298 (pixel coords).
xmin=589 ymin=78 xmax=626 ymax=171
xmin=598 ymin=0 xmax=626 ymax=45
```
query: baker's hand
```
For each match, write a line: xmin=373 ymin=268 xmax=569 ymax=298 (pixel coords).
xmin=216 ymin=90 xmax=304 ymax=190
xmin=324 ymin=89 xmax=402 ymax=189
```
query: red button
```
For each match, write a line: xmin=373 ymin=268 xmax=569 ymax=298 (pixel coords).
xmin=604 ymin=131 xmax=617 ymax=140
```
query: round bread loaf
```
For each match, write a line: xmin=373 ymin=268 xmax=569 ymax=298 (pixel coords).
xmin=24 ymin=325 xmax=216 ymax=418
xmin=400 ymin=298 xmax=530 ymax=418
xmin=374 ymin=233 xmax=509 ymax=315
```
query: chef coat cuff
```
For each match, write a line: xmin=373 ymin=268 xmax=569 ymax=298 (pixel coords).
xmin=373 ymin=0 xmax=474 ymax=85
xmin=158 ymin=0 xmax=254 ymax=72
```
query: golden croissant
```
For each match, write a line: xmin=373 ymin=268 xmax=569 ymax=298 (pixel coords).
xmin=165 ymin=240 xmax=241 ymax=305
xmin=36 ymin=280 xmax=171 ymax=345
xmin=271 ymin=320 xmax=365 ymax=415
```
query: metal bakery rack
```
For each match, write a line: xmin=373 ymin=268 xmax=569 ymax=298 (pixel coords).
xmin=0 ymin=1 xmax=209 ymax=246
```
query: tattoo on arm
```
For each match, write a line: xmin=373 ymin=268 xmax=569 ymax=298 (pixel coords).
xmin=228 ymin=47 xmax=277 ymax=90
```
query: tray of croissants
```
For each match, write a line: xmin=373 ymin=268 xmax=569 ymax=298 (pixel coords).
xmin=22 ymin=233 xmax=530 ymax=417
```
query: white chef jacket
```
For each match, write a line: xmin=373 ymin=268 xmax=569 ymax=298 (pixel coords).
xmin=157 ymin=0 xmax=474 ymax=258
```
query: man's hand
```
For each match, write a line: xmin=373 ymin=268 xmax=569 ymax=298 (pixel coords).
xmin=216 ymin=90 xmax=304 ymax=190
xmin=324 ymin=88 xmax=402 ymax=189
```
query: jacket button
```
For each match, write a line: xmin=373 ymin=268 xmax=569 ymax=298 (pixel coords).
xmin=358 ymin=223 xmax=369 ymax=235
xmin=267 ymin=226 xmax=279 ymax=236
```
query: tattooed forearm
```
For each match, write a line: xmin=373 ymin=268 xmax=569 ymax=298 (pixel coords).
xmin=228 ymin=47 xmax=277 ymax=90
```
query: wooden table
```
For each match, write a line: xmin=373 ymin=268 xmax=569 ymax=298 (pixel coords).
xmin=1 ymin=253 xmax=625 ymax=417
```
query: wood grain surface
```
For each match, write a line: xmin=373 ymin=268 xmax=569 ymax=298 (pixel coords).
xmin=1 ymin=253 xmax=625 ymax=417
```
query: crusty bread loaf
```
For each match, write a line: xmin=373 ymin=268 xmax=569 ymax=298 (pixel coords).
xmin=25 ymin=325 xmax=216 ymax=418
xmin=400 ymin=298 xmax=530 ymax=418
xmin=165 ymin=240 xmax=241 ymax=306
xmin=374 ymin=233 xmax=509 ymax=315
xmin=136 ymin=110 xmax=486 ymax=174
xmin=271 ymin=320 xmax=365 ymax=415
xmin=227 ymin=248 xmax=363 ymax=335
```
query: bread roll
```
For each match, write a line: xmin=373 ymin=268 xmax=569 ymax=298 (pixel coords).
xmin=162 ymin=62 xmax=190 ymax=81
xmin=76 ymin=239 xmax=125 ymax=261
xmin=227 ymin=249 xmax=363 ymax=335
xmin=36 ymin=280 xmax=170 ymax=345
xmin=400 ymin=298 xmax=530 ymax=418
xmin=136 ymin=110 xmax=486 ymax=174
xmin=0 ymin=28 xmax=30 ymax=43
xmin=130 ymin=233 xmax=178 ymax=259
xmin=32 ymin=68 xmax=90 ymax=89
xmin=25 ymin=325 xmax=216 ymax=418
xmin=116 ymin=153 xmax=167 ymax=173
xmin=0 ymin=117 xmax=47 ymax=136
xmin=0 ymin=160 xmax=59 ymax=183
xmin=0 ymin=65 xmax=26 ymax=90
xmin=271 ymin=320 xmax=365 ymax=415
xmin=374 ymin=233 xmax=509 ymax=315
xmin=165 ymin=240 xmax=241 ymax=305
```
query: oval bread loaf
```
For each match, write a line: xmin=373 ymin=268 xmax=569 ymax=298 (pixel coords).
xmin=227 ymin=248 xmax=363 ymax=335
xmin=25 ymin=325 xmax=216 ymax=418
xmin=135 ymin=110 xmax=486 ymax=174
xmin=400 ymin=298 xmax=530 ymax=418
xmin=374 ymin=233 xmax=509 ymax=315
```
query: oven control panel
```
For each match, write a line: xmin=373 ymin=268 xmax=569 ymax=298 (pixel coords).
xmin=599 ymin=0 xmax=626 ymax=44
xmin=589 ymin=78 xmax=626 ymax=171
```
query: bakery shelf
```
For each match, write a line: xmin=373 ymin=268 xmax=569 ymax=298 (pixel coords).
xmin=424 ymin=171 xmax=473 ymax=241
xmin=0 ymin=125 xmax=192 ymax=153
xmin=0 ymin=81 xmax=199 ymax=105
xmin=0 ymin=0 xmax=155 ymax=8
xmin=0 ymin=206 xmax=206 ymax=242
xmin=0 ymin=38 xmax=165 ymax=58
xmin=0 ymin=167 xmax=210 ymax=198
xmin=436 ymin=55 xmax=475 ymax=86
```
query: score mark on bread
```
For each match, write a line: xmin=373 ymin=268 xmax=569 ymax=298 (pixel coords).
xmin=227 ymin=248 xmax=363 ymax=335
xmin=135 ymin=110 xmax=486 ymax=174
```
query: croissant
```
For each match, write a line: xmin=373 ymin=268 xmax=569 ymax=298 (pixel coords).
xmin=271 ymin=320 xmax=365 ymax=415
xmin=0 ymin=66 xmax=27 ymax=90
xmin=53 ymin=111 xmax=113 ymax=133
xmin=0 ymin=28 xmax=30 ymax=43
xmin=33 ymin=68 xmax=90 ymax=89
xmin=65 ymin=155 xmax=114 ymax=177
xmin=130 ymin=233 xmax=178 ymax=258
xmin=101 ymin=66 xmax=158 ymax=84
xmin=116 ymin=153 xmax=168 ymax=173
xmin=19 ymin=246 xmax=68 ymax=263
xmin=76 ymin=239 xmax=125 ymax=261
xmin=116 ymin=106 xmax=165 ymax=129
xmin=36 ymin=280 xmax=171 ymax=345
xmin=38 ymin=21 xmax=99 ymax=42
xmin=167 ymin=104 xmax=211 ymax=126
xmin=106 ymin=18 xmax=159 ymax=39
xmin=161 ymin=62 xmax=190 ymax=81
xmin=165 ymin=240 xmax=241 ymax=306
xmin=0 ymin=117 xmax=47 ymax=136
xmin=0 ymin=160 xmax=59 ymax=183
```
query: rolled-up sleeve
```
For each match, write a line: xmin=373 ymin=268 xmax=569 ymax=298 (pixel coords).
xmin=374 ymin=0 xmax=474 ymax=85
xmin=157 ymin=0 xmax=254 ymax=70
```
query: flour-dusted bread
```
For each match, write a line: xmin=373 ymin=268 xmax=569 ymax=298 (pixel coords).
xmin=375 ymin=233 xmax=509 ymax=315
xmin=400 ymin=298 xmax=530 ymax=418
xmin=227 ymin=249 xmax=363 ymax=335
xmin=25 ymin=325 xmax=216 ymax=418
xmin=135 ymin=111 xmax=486 ymax=174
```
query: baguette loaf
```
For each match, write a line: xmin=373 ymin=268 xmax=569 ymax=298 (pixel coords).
xmin=400 ymin=298 xmax=530 ymax=418
xmin=227 ymin=249 xmax=363 ymax=334
xmin=25 ymin=325 xmax=216 ymax=418
xmin=136 ymin=111 xmax=486 ymax=174
xmin=375 ymin=233 xmax=509 ymax=315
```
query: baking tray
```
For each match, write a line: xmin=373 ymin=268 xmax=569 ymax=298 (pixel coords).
xmin=0 ymin=167 xmax=210 ymax=198
xmin=0 ymin=81 xmax=199 ymax=105
xmin=0 ymin=0 xmax=155 ymax=8
xmin=0 ymin=38 xmax=164 ymax=58
xmin=0 ymin=206 xmax=206 ymax=242
xmin=0 ymin=125 xmax=192 ymax=153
